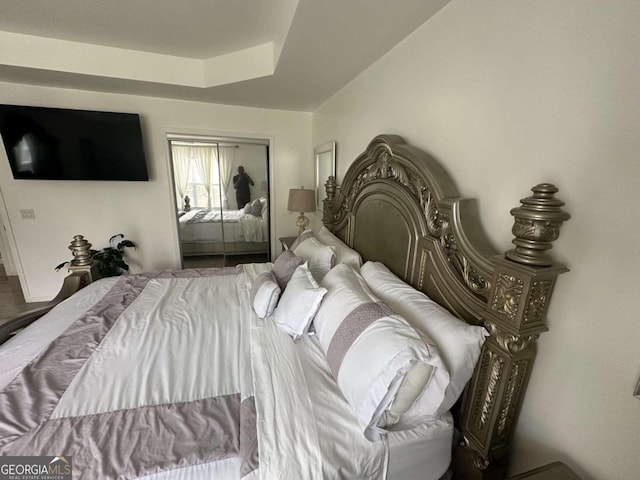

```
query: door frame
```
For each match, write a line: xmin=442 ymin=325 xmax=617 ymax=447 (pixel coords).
xmin=0 ymin=182 xmax=21 ymax=276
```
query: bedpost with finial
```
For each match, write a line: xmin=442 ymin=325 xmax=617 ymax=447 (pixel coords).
xmin=454 ymin=184 xmax=570 ymax=479
xmin=506 ymin=184 xmax=571 ymax=266
xmin=67 ymin=235 xmax=100 ymax=284
xmin=0 ymin=235 xmax=99 ymax=345
xmin=323 ymin=176 xmax=338 ymax=226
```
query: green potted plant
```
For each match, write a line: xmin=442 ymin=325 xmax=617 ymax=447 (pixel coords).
xmin=55 ymin=234 xmax=137 ymax=277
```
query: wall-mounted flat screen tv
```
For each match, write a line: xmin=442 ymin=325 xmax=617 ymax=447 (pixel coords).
xmin=0 ymin=104 xmax=149 ymax=181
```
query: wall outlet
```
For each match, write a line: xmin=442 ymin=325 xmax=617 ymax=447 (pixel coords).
xmin=20 ymin=209 xmax=35 ymax=219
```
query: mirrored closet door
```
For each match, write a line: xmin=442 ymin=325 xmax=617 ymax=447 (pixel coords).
xmin=169 ymin=136 xmax=270 ymax=268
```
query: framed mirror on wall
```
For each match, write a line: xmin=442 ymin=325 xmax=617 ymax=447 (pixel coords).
xmin=314 ymin=141 xmax=336 ymax=211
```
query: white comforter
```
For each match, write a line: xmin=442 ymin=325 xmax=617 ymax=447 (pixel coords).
xmin=0 ymin=267 xmax=386 ymax=479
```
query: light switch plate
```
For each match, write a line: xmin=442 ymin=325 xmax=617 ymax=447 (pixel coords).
xmin=20 ymin=209 xmax=35 ymax=219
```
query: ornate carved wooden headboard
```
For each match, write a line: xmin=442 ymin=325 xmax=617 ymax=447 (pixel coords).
xmin=323 ymin=134 xmax=570 ymax=479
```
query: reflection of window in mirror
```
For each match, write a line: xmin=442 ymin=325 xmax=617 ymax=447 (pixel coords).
xmin=314 ymin=141 xmax=336 ymax=211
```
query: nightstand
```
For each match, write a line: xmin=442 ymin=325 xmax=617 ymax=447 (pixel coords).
xmin=510 ymin=462 xmax=581 ymax=480
xmin=279 ymin=236 xmax=298 ymax=252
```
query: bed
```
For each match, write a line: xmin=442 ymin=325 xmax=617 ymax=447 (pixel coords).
xmin=179 ymin=200 xmax=269 ymax=256
xmin=0 ymin=135 xmax=570 ymax=479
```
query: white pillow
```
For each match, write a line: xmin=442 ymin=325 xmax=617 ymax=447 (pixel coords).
xmin=289 ymin=229 xmax=313 ymax=251
xmin=314 ymin=264 xmax=450 ymax=439
xmin=293 ymin=236 xmax=336 ymax=283
xmin=316 ymin=226 xmax=363 ymax=269
xmin=274 ymin=263 xmax=327 ymax=340
xmin=250 ymin=199 xmax=262 ymax=217
xmin=360 ymin=261 xmax=488 ymax=418
xmin=250 ymin=271 xmax=281 ymax=319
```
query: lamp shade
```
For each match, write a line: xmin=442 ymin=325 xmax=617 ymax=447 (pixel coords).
xmin=287 ymin=188 xmax=316 ymax=213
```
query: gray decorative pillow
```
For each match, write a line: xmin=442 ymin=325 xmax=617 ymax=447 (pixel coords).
xmin=272 ymin=250 xmax=304 ymax=290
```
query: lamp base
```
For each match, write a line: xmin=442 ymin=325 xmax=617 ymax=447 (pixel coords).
xmin=296 ymin=213 xmax=309 ymax=235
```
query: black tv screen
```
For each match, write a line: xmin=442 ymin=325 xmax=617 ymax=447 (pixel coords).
xmin=0 ymin=104 xmax=149 ymax=181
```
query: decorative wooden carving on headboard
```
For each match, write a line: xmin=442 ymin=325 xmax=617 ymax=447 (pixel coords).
xmin=323 ymin=135 xmax=570 ymax=479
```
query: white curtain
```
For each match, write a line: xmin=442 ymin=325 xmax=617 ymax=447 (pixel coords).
xmin=191 ymin=145 xmax=217 ymax=210
xmin=171 ymin=145 xmax=191 ymax=209
xmin=217 ymin=146 xmax=236 ymax=209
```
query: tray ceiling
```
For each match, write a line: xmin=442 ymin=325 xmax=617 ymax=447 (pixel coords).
xmin=0 ymin=0 xmax=450 ymax=111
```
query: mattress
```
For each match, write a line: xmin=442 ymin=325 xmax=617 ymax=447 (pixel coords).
xmin=387 ymin=415 xmax=453 ymax=480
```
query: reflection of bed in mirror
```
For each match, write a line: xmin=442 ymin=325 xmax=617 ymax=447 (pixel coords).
xmin=179 ymin=197 xmax=269 ymax=256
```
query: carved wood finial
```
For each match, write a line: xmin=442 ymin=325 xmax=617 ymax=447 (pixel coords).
xmin=506 ymin=183 xmax=570 ymax=267
xmin=68 ymin=235 xmax=92 ymax=266
xmin=325 ymin=176 xmax=336 ymax=202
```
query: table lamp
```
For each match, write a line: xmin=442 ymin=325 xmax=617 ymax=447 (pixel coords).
xmin=287 ymin=187 xmax=316 ymax=234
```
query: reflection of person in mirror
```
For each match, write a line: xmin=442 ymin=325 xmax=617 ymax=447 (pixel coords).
xmin=233 ymin=165 xmax=254 ymax=208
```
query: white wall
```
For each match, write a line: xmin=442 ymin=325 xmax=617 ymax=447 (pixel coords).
xmin=312 ymin=1 xmax=640 ymax=478
xmin=0 ymin=82 xmax=311 ymax=301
